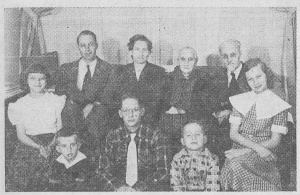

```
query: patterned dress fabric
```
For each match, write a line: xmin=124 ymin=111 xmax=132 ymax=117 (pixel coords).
xmin=6 ymin=134 xmax=55 ymax=191
xmin=220 ymin=104 xmax=288 ymax=191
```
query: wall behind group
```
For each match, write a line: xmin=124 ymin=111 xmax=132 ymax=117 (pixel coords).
xmin=5 ymin=8 xmax=21 ymax=93
xmin=42 ymin=8 xmax=288 ymax=74
xmin=40 ymin=7 xmax=296 ymax=118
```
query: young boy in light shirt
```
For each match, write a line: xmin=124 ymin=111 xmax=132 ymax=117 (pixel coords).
xmin=170 ymin=119 xmax=220 ymax=191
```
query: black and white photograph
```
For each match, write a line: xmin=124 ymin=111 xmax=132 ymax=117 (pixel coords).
xmin=3 ymin=0 xmax=298 ymax=192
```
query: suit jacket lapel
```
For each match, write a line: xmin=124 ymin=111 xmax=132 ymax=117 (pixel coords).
xmin=123 ymin=63 xmax=138 ymax=91
xmin=237 ymin=63 xmax=247 ymax=80
xmin=71 ymin=60 xmax=80 ymax=85
xmin=237 ymin=63 xmax=249 ymax=91
xmin=138 ymin=62 xmax=151 ymax=83
xmin=127 ymin=63 xmax=137 ymax=81
xmin=85 ymin=57 xmax=107 ymax=94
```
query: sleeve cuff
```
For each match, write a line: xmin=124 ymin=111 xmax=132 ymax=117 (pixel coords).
xmin=271 ymin=124 xmax=288 ymax=135
xmin=133 ymin=181 xmax=147 ymax=191
xmin=229 ymin=115 xmax=242 ymax=124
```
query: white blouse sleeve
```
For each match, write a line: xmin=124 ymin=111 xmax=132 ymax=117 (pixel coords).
xmin=271 ymin=110 xmax=288 ymax=135
xmin=8 ymin=100 xmax=24 ymax=125
xmin=55 ymin=94 xmax=66 ymax=131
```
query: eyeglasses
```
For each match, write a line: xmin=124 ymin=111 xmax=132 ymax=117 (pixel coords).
xmin=179 ymin=57 xmax=196 ymax=62
xmin=121 ymin=108 xmax=140 ymax=115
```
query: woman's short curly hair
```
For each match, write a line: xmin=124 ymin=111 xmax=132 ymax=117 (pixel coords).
xmin=244 ymin=58 xmax=275 ymax=89
xmin=127 ymin=34 xmax=152 ymax=52
xmin=20 ymin=63 xmax=51 ymax=91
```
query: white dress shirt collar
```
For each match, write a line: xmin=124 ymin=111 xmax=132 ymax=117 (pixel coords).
xmin=134 ymin=62 xmax=146 ymax=80
xmin=227 ymin=62 xmax=243 ymax=86
xmin=77 ymin=58 xmax=97 ymax=90
xmin=56 ymin=151 xmax=87 ymax=169
xmin=79 ymin=58 xmax=97 ymax=77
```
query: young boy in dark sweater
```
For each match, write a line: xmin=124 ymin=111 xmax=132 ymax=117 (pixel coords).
xmin=48 ymin=127 xmax=98 ymax=191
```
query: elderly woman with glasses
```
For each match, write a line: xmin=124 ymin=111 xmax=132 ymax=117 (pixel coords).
xmin=160 ymin=47 xmax=213 ymax=158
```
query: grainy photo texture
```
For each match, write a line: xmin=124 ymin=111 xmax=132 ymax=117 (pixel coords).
xmin=4 ymin=7 xmax=296 ymax=192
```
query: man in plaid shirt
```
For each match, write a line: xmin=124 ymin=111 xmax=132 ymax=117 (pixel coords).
xmin=97 ymin=94 xmax=170 ymax=191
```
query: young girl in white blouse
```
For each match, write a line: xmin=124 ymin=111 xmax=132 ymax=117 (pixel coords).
xmin=6 ymin=63 xmax=66 ymax=191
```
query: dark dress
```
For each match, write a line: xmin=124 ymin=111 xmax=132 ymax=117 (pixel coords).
xmin=159 ymin=67 xmax=213 ymax=158
xmin=103 ymin=62 xmax=167 ymax=127
xmin=6 ymin=134 xmax=55 ymax=191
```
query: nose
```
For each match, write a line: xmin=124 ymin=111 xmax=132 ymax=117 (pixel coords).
xmin=253 ymin=78 xmax=259 ymax=86
xmin=182 ymin=60 xmax=189 ymax=65
xmin=66 ymin=145 xmax=72 ymax=153
xmin=129 ymin=110 xmax=134 ymax=117
xmin=86 ymin=45 xmax=90 ymax=51
xmin=33 ymin=78 xmax=42 ymax=85
xmin=227 ymin=56 xmax=232 ymax=64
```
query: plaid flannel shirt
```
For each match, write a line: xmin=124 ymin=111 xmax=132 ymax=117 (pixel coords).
xmin=97 ymin=124 xmax=170 ymax=191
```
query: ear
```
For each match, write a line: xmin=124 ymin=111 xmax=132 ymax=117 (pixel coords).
xmin=181 ymin=138 xmax=185 ymax=146
xmin=56 ymin=145 xmax=61 ymax=153
xmin=95 ymin=41 xmax=99 ymax=50
xmin=140 ymin=107 xmax=145 ymax=116
xmin=118 ymin=110 xmax=123 ymax=118
xmin=77 ymin=141 xmax=82 ymax=149
xmin=203 ymin=135 xmax=207 ymax=145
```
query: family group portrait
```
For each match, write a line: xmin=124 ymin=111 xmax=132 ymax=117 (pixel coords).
xmin=4 ymin=4 xmax=297 ymax=192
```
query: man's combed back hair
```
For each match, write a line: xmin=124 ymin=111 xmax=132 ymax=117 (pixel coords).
xmin=127 ymin=34 xmax=153 ymax=52
xmin=219 ymin=39 xmax=241 ymax=53
xmin=77 ymin=30 xmax=97 ymax=45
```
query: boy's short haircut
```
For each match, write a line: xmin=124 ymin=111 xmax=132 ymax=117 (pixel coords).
xmin=181 ymin=119 xmax=211 ymax=137
xmin=119 ymin=93 xmax=143 ymax=109
xmin=56 ymin=127 xmax=80 ymax=144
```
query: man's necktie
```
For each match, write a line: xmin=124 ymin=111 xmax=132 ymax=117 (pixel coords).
xmin=126 ymin=133 xmax=138 ymax=186
xmin=82 ymin=65 xmax=91 ymax=93
xmin=229 ymin=72 xmax=239 ymax=97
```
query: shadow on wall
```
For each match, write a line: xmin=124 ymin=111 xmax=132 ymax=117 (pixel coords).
xmin=206 ymin=54 xmax=223 ymax=67
xmin=156 ymin=39 xmax=174 ymax=66
xmin=102 ymin=38 xmax=121 ymax=64
xmin=246 ymin=46 xmax=283 ymax=89
xmin=247 ymin=46 xmax=271 ymax=67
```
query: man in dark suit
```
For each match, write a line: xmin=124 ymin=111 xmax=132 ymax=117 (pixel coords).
xmin=104 ymin=34 xmax=167 ymax=127
xmin=208 ymin=39 xmax=250 ymax=166
xmin=55 ymin=30 xmax=114 ymax=151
